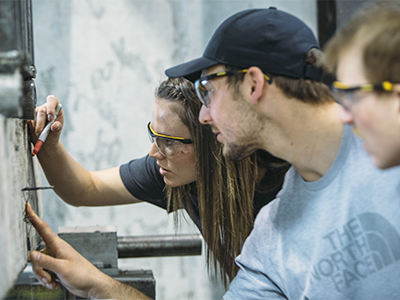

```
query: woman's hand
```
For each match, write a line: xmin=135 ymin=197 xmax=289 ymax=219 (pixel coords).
xmin=28 ymin=95 xmax=64 ymax=147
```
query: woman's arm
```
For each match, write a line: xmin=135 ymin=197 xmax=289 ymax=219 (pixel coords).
xmin=29 ymin=95 xmax=141 ymax=207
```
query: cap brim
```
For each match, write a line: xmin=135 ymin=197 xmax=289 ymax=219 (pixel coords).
xmin=165 ymin=56 xmax=219 ymax=82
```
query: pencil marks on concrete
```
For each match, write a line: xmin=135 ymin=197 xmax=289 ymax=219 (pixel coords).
xmin=76 ymin=128 xmax=123 ymax=170
xmin=86 ymin=0 xmax=105 ymax=19
xmin=91 ymin=61 xmax=114 ymax=90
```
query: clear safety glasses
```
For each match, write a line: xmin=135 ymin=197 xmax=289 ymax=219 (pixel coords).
xmin=147 ymin=122 xmax=192 ymax=157
xmin=194 ymin=69 xmax=271 ymax=107
xmin=332 ymin=80 xmax=397 ymax=107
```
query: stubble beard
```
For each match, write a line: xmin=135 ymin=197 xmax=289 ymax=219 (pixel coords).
xmin=221 ymin=92 xmax=265 ymax=161
xmin=223 ymin=140 xmax=258 ymax=161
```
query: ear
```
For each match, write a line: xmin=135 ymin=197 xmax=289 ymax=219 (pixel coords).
xmin=395 ymin=84 xmax=400 ymax=114
xmin=246 ymin=66 xmax=267 ymax=106
xmin=394 ymin=84 xmax=400 ymax=96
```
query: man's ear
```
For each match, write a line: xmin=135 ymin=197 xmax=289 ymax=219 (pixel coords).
xmin=393 ymin=85 xmax=400 ymax=126
xmin=246 ymin=66 xmax=267 ymax=106
xmin=395 ymin=84 xmax=400 ymax=114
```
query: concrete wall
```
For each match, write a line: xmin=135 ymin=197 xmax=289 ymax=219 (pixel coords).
xmin=0 ymin=116 xmax=41 ymax=299
xmin=0 ymin=1 xmax=42 ymax=298
xmin=32 ymin=1 xmax=317 ymax=299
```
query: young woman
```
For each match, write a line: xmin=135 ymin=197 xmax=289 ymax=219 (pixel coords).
xmin=30 ymin=77 xmax=289 ymax=286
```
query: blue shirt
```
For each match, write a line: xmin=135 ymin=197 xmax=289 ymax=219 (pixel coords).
xmin=225 ymin=125 xmax=400 ymax=300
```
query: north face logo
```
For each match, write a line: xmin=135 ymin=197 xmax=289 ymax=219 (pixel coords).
xmin=311 ymin=212 xmax=400 ymax=292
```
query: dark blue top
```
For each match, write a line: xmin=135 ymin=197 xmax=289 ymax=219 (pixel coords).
xmin=120 ymin=154 xmax=281 ymax=232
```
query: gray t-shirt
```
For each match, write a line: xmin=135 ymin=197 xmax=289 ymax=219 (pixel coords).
xmin=224 ymin=125 xmax=400 ymax=300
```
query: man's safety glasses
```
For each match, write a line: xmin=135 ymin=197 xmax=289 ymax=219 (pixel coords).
xmin=332 ymin=81 xmax=397 ymax=107
xmin=194 ymin=69 xmax=271 ymax=107
xmin=147 ymin=122 xmax=192 ymax=157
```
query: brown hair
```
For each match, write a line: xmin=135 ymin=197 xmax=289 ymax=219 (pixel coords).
xmin=226 ymin=48 xmax=335 ymax=104
xmin=155 ymin=77 xmax=289 ymax=286
xmin=324 ymin=2 xmax=400 ymax=83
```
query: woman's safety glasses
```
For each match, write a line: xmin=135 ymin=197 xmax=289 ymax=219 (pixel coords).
xmin=332 ymin=81 xmax=397 ymax=107
xmin=194 ymin=69 xmax=271 ymax=107
xmin=147 ymin=122 xmax=192 ymax=158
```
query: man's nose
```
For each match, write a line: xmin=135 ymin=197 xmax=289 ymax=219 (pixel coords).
xmin=199 ymin=105 xmax=212 ymax=125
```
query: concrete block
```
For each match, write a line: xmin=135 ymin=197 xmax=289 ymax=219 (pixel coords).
xmin=58 ymin=226 xmax=119 ymax=276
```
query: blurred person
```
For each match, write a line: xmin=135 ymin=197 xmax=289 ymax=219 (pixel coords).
xmin=324 ymin=2 xmax=400 ymax=169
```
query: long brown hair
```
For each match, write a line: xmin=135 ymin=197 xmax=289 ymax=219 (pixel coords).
xmin=155 ymin=77 xmax=289 ymax=286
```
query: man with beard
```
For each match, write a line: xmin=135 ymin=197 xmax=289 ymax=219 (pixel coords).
xmin=165 ymin=7 xmax=400 ymax=300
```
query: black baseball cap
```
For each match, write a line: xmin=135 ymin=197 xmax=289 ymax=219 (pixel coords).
xmin=165 ymin=7 xmax=323 ymax=83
